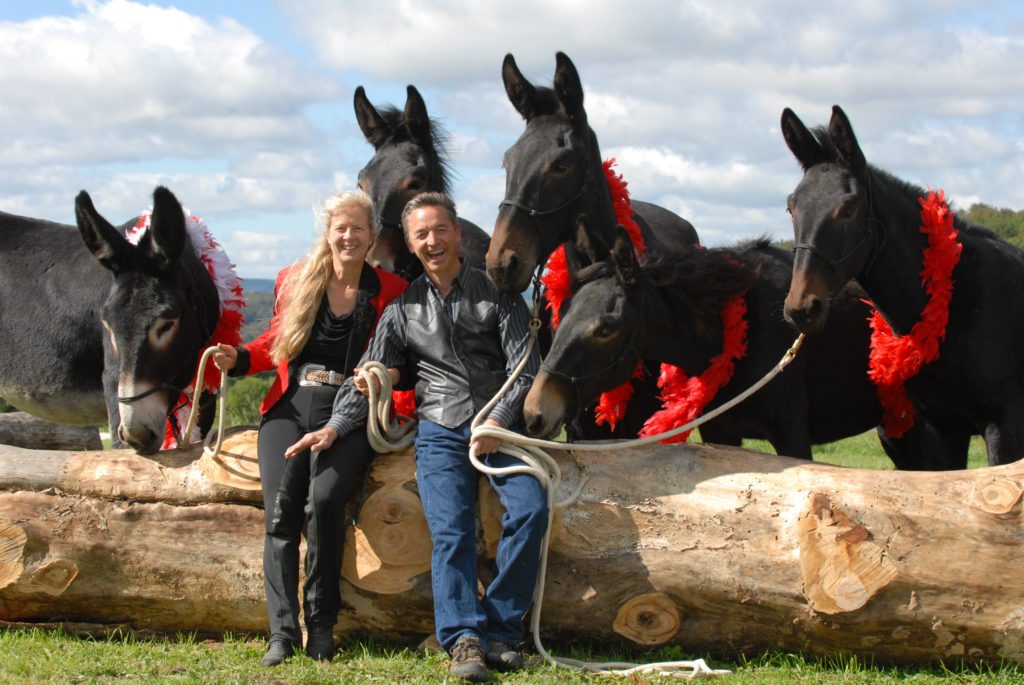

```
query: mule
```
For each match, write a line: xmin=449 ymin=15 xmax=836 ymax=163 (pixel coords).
xmin=0 ymin=187 xmax=219 ymax=454
xmin=780 ymin=105 xmax=1024 ymax=467
xmin=353 ymin=84 xmax=491 ymax=281
xmin=524 ymin=218 xmax=940 ymax=467
xmin=488 ymin=52 xmax=701 ymax=440
xmin=486 ymin=51 xmax=699 ymax=294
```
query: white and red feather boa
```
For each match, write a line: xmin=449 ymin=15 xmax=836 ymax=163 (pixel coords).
xmin=127 ymin=210 xmax=246 ymax=449
xmin=539 ymin=159 xmax=748 ymax=442
xmin=868 ymin=190 xmax=960 ymax=438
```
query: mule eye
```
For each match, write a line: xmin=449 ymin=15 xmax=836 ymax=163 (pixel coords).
xmin=834 ymin=200 xmax=858 ymax=221
xmin=408 ymin=180 xmax=424 ymax=191
xmin=149 ymin=318 xmax=179 ymax=348
xmin=595 ymin=323 xmax=616 ymax=339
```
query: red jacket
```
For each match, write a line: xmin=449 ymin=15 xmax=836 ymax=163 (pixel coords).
xmin=239 ymin=265 xmax=407 ymax=414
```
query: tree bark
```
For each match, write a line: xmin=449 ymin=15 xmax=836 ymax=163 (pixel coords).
xmin=2 ymin=429 xmax=1024 ymax=666
xmin=0 ymin=412 xmax=101 ymax=451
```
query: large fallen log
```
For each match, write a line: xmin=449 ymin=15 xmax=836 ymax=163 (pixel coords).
xmin=0 ymin=412 xmax=101 ymax=451
xmin=2 ymin=430 xmax=1024 ymax=666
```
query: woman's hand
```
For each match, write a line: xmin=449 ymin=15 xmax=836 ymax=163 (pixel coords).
xmin=211 ymin=343 xmax=238 ymax=371
xmin=284 ymin=427 xmax=339 ymax=458
xmin=353 ymin=367 xmax=400 ymax=397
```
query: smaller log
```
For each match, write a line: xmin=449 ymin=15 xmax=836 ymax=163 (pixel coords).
xmin=0 ymin=412 xmax=101 ymax=451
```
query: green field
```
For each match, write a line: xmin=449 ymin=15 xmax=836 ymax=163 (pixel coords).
xmin=2 ymin=430 xmax=1008 ymax=683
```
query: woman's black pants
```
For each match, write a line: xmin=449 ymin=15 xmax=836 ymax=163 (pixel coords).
xmin=257 ymin=382 xmax=372 ymax=645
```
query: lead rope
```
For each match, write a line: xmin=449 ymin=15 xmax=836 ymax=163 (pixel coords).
xmin=182 ymin=311 xmax=803 ymax=677
xmin=360 ymin=299 xmax=804 ymax=679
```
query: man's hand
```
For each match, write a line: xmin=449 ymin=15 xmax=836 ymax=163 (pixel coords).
xmin=211 ymin=343 xmax=238 ymax=371
xmin=284 ymin=427 xmax=339 ymax=458
xmin=353 ymin=367 xmax=400 ymax=397
xmin=470 ymin=418 xmax=505 ymax=457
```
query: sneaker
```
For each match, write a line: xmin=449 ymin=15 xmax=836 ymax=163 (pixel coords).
xmin=260 ymin=639 xmax=296 ymax=667
xmin=305 ymin=627 xmax=336 ymax=661
xmin=449 ymin=634 xmax=492 ymax=683
xmin=485 ymin=640 xmax=526 ymax=672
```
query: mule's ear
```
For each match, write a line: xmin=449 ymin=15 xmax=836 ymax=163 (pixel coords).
xmin=403 ymin=85 xmax=432 ymax=143
xmin=139 ymin=186 xmax=187 ymax=273
xmin=610 ymin=226 xmax=638 ymax=286
xmin=354 ymin=85 xmax=391 ymax=150
xmin=553 ymin=52 xmax=585 ymax=125
xmin=781 ymin=107 xmax=827 ymax=171
xmin=573 ymin=213 xmax=610 ymax=264
xmin=75 ymin=190 xmax=135 ymax=274
xmin=502 ymin=53 xmax=539 ymax=121
xmin=828 ymin=105 xmax=866 ymax=175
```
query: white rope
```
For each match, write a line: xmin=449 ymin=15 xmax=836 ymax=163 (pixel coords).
xmin=179 ymin=345 xmax=229 ymax=459
xmin=184 ymin=303 xmax=803 ymax=677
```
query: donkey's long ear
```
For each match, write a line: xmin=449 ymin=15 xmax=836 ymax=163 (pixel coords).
xmin=610 ymin=226 xmax=638 ymax=286
xmin=573 ymin=213 xmax=610 ymax=265
xmin=354 ymin=86 xmax=391 ymax=150
xmin=502 ymin=53 xmax=540 ymax=121
xmin=828 ymin=105 xmax=866 ymax=175
xmin=781 ymin=107 xmax=827 ymax=171
xmin=403 ymin=85 xmax=432 ymax=144
xmin=139 ymin=186 xmax=186 ymax=273
xmin=75 ymin=190 xmax=135 ymax=274
xmin=553 ymin=52 xmax=586 ymax=125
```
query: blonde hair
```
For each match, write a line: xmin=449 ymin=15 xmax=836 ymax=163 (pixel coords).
xmin=270 ymin=190 xmax=376 ymax=364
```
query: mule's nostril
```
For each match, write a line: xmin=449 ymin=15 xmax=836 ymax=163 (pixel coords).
xmin=525 ymin=413 xmax=545 ymax=438
xmin=807 ymin=297 xmax=823 ymax=321
xmin=505 ymin=253 xmax=519 ymax=275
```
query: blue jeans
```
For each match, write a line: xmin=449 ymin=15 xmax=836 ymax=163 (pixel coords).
xmin=415 ymin=419 xmax=549 ymax=652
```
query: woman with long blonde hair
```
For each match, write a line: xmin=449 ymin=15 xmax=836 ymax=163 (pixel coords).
xmin=212 ymin=190 xmax=406 ymax=666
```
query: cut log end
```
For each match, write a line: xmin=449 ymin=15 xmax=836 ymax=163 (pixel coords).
xmin=612 ymin=592 xmax=681 ymax=645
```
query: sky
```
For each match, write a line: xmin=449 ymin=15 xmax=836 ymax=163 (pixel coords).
xmin=1 ymin=0 xmax=1022 ymax=278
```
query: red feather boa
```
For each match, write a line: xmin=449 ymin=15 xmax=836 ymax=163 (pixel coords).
xmin=868 ymin=190 xmax=961 ymax=437
xmin=539 ymin=159 xmax=747 ymax=439
xmin=639 ymin=295 xmax=748 ymax=443
xmin=539 ymin=159 xmax=648 ymax=430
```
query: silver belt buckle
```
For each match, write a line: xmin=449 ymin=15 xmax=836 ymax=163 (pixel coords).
xmin=298 ymin=363 xmax=326 ymax=386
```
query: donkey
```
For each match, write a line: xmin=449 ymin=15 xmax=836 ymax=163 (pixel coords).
xmin=780 ymin=105 xmax=1024 ymax=467
xmin=0 ymin=187 xmax=220 ymax=453
xmin=486 ymin=51 xmax=699 ymax=294
xmin=525 ymin=218 xmax=940 ymax=468
xmin=353 ymin=84 xmax=492 ymax=281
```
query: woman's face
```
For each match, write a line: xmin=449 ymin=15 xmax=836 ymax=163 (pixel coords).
xmin=328 ymin=206 xmax=373 ymax=267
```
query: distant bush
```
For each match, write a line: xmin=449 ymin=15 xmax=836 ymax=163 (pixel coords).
xmin=221 ymin=375 xmax=273 ymax=427
xmin=959 ymin=203 xmax=1024 ymax=248
xmin=0 ymin=397 xmax=14 ymax=413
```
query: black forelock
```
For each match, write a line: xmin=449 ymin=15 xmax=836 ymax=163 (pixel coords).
xmin=530 ymin=86 xmax=567 ymax=118
xmin=376 ymin=105 xmax=453 ymax=195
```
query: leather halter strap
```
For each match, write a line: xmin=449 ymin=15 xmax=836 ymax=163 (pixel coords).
xmin=498 ymin=182 xmax=587 ymax=218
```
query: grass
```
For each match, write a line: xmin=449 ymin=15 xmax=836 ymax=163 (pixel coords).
xmin=3 ymin=628 xmax=1022 ymax=684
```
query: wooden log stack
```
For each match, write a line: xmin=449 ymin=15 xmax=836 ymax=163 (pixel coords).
xmin=2 ymin=429 xmax=1024 ymax=666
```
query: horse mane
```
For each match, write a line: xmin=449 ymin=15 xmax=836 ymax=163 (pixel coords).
xmin=376 ymin=105 xmax=454 ymax=196
xmin=809 ymin=127 xmax=997 ymax=241
xmin=643 ymin=242 xmax=764 ymax=338
xmin=524 ymin=86 xmax=564 ymax=117
xmin=573 ymin=241 xmax=764 ymax=339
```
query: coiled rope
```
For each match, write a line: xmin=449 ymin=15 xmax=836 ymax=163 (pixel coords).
xmin=183 ymin=318 xmax=804 ymax=678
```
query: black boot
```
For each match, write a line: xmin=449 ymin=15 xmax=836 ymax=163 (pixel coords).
xmin=261 ymin=639 xmax=296 ymax=667
xmin=305 ymin=627 xmax=336 ymax=661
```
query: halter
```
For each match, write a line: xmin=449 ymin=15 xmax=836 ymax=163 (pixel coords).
xmin=498 ymin=181 xmax=587 ymax=219
xmin=117 ymin=292 xmax=217 ymax=406
xmin=539 ymin=285 xmax=646 ymax=414
xmin=792 ymin=174 xmax=886 ymax=281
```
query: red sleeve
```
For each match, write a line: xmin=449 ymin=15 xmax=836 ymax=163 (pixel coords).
xmin=371 ymin=269 xmax=408 ymax=330
xmin=241 ymin=265 xmax=295 ymax=375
